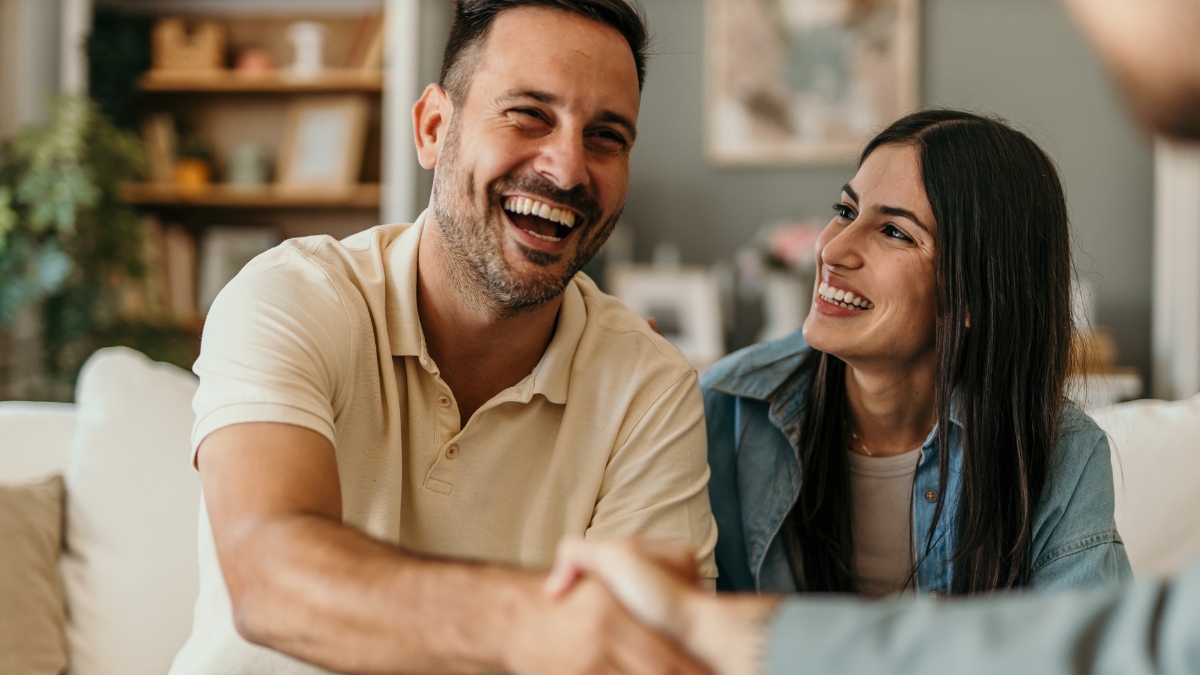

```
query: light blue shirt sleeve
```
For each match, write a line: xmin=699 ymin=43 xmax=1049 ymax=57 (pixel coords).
xmin=766 ymin=559 xmax=1200 ymax=675
xmin=1029 ymin=432 xmax=1133 ymax=591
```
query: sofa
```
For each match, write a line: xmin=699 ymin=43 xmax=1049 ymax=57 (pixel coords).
xmin=1 ymin=347 xmax=1199 ymax=674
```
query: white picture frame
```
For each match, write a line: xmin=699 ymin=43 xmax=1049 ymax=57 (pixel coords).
xmin=607 ymin=264 xmax=725 ymax=370
xmin=277 ymin=95 xmax=370 ymax=190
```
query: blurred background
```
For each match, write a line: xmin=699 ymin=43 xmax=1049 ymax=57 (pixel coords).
xmin=0 ymin=0 xmax=1194 ymax=405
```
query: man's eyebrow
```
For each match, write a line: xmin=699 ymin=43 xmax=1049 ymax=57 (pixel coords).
xmin=497 ymin=89 xmax=638 ymax=142
xmin=877 ymin=205 xmax=931 ymax=235
xmin=499 ymin=89 xmax=557 ymax=105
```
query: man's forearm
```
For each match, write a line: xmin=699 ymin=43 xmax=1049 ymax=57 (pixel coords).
xmin=228 ymin=512 xmax=537 ymax=675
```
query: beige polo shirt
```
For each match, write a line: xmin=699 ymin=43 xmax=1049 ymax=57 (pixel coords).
xmin=169 ymin=215 xmax=718 ymax=674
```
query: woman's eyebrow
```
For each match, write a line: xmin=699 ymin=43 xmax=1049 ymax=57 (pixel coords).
xmin=841 ymin=183 xmax=858 ymax=202
xmin=877 ymin=205 xmax=931 ymax=235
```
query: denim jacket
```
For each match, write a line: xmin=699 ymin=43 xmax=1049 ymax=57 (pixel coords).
xmin=702 ymin=331 xmax=1132 ymax=597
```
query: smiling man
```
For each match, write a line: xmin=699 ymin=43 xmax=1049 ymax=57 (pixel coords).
xmin=167 ymin=2 xmax=716 ymax=674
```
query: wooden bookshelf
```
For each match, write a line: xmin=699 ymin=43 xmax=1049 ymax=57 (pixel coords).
xmin=140 ymin=68 xmax=384 ymax=93
xmin=121 ymin=182 xmax=382 ymax=208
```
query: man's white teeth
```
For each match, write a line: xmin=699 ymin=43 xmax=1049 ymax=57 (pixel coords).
xmin=526 ymin=230 xmax=562 ymax=242
xmin=503 ymin=196 xmax=576 ymax=228
xmin=818 ymin=281 xmax=874 ymax=310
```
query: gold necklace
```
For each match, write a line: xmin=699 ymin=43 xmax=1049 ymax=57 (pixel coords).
xmin=842 ymin=418 xmax=873 ymax=457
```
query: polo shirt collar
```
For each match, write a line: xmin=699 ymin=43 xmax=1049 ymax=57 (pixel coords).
xmin=385 ymin=210 xmax=583 ymax=406
xmin=385 ymin=211 xmax=427 ymax=359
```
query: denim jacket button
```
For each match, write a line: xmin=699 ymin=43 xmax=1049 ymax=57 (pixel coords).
xmin=929 ymin=590 xmax=944 ymax=600
xmin=924 ymin=489 xmax=938 ymax=502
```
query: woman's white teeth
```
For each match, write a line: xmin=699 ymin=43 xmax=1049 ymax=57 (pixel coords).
xmin=503 ymin=196 xmax=576 ymax=228
xmin=818 ymin=281 xmax=874 ymax=310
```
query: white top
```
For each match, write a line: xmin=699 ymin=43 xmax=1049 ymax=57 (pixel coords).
xmin=170 ymin=215 xmax=718 ymax=674
xmin=848 ymin=446 xmax=922 ymax=598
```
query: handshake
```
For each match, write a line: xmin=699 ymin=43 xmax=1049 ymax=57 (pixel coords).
xmin=536 ymin=539 xmax=776 ymax=675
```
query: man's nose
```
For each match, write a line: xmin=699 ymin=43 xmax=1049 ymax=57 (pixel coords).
xmin=532 ymin=129 xmax=590 ymax=191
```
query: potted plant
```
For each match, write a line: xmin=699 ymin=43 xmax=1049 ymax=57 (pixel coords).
xmin=0 ymin=96 xmax=146 ymax=399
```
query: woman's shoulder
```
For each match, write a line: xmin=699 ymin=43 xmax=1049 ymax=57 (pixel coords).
xmin=701 ymin=331 xmax=812 ymax=400
xmin=1055 ymin=402 xmax=1109 ymax=457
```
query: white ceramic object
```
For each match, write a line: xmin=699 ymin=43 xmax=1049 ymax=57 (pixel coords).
xmin=287 ymin=21 xmax=327 ymax=78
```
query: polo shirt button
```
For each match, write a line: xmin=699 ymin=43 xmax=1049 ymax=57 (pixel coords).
xmin=446 ymin=445 xmax=459 ymax=459
xmin=929 ymin=591 xmax=944 ymax=600
xmin=924 ymin=489 xmax=938 ymax=502
xmin=437 ymin=395 xmax=450 ymax=407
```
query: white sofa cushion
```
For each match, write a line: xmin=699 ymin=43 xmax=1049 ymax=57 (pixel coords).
xmin=0 ymin=402 xmax=76 ymax=482
xmin=59 ymin=347 xmax=201 ymax=675
xmin=1091 ymin=393 xmax=1200 ymax=577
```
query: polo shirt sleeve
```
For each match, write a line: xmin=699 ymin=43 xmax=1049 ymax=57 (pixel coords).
xmin=190 ymin=246 xmax=354 ymax=465
xmin=586 ymin=368 xmax=719 ymax=581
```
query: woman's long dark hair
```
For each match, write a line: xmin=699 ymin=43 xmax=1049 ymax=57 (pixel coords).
xmin=790 ymin=109 xmax=1075 ymax=594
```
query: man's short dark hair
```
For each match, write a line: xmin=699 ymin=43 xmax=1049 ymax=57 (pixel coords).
xmin=439 ymin=0 xmax=649 ymax=105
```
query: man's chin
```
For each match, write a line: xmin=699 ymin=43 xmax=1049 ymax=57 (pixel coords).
xmin=514 ymin=240 xmax=566 ymax=269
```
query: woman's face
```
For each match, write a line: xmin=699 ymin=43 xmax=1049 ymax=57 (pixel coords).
xmin=802 ymin=143 xmax=939 ymax=368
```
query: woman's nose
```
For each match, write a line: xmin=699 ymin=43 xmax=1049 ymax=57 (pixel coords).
xmin=817 ymin=220 xmax=865 ymax=269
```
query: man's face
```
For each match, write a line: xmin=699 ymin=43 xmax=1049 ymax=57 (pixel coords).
xmin=428 ymin=6 xmax=641 ymax=314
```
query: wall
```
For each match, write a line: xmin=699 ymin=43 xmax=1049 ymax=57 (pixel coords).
xmin=626 ymin=0 xmax=1153 ymax=383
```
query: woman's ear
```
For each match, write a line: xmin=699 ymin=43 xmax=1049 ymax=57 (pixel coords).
xmin=413 ymin=84 xmax=452 ymax=170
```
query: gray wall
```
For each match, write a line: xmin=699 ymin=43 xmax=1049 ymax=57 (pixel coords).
xmin=626 ymin=0 xmax=1153 ymax=383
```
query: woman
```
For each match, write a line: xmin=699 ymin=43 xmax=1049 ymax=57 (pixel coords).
xmin=702 ymin=109 xmax=1129 ymax=597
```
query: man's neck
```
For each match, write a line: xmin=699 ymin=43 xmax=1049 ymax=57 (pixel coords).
xmin=842 ymin=354 xmax=938 ymax=458
xmin=415 ymin=219 xmax=563 ymax=424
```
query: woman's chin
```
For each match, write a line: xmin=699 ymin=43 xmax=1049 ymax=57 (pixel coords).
xmin=801 ymin=320 xmax=847 ymax=357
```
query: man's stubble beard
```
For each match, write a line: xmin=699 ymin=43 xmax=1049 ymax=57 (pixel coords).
xmin=430 ymin=118 xmax=622 ymax=319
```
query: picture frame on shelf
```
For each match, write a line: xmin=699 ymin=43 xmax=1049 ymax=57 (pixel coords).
xmin=607 ymin=263 xmax=725 ymax=370
xmin=197 ymin=225 xmax=282 ymax=313
xmin=705 ymin=0 xmax=920 ymax=165
xmin=276 ymin=95 xmax=369 ymax=190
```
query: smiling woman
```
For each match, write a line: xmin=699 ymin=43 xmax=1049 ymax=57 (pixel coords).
xmin=702 ymin=109 xmax=1132 ymax=598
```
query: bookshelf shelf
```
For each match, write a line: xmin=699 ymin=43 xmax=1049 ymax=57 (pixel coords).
xmin=121 ymin=183 xmax=382 ymax=208
xmin=140 ymin=69 xmax=384 ymax=93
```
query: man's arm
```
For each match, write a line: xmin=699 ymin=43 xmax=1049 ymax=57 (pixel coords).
xmin=199 ymin=422 xmax=711 ymax=675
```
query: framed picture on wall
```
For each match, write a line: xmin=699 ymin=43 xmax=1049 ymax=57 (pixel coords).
xmin=277 ymin=95 xmax=369 ymax=190
xmin=607 ymin=263 xmax=725 ymax=370
xmin=706 ymin=0 xmax=920 ymax=165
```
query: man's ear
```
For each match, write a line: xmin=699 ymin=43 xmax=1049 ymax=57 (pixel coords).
xmin=413 ymin=83 xmax=452 ymax=170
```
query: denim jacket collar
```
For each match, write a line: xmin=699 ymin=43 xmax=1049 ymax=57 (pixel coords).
xmin=706 ymin=332 xmax=964 ymax=440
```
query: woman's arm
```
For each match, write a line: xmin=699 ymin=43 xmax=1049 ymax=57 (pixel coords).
xmin=1029 ymin=429 xmax=1132 ymax=590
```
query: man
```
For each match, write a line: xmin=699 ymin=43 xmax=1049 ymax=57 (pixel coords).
xmin=168 ymin=2 xmax=716 ymax=674
xmin=544 ymin=1 xmax=1200 ymax=673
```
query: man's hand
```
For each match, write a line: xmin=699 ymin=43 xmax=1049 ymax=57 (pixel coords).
xmin=544 ymin=538 xmax=782 ymax=675
xmin=508 ymin=576 xmax=713 ymax=675
xmin=544 ymin=538 xmax=703 ymax=639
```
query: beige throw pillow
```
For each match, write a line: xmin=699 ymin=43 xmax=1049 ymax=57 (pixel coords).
xmin=0 ymin=474 xmax=69 ymax=675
